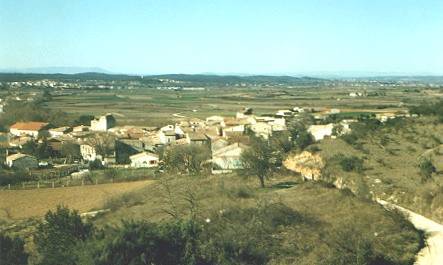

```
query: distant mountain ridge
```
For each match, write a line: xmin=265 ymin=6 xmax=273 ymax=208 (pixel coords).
xmin=0 ymin=71 xmax=442 ymax=84
xmin=0 ymin=72 xmax=327 ymax=84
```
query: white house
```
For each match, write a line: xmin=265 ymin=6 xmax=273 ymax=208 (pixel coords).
xmin=159 ymin=130 xmax=177 ymax=144
xmin=308 ymin=124 xmax=335 ymax=141
xmin=91 ymin=114 xmax=116 ymax=132
xmin=250 ymin=123 xmax=273 ymax=139
xmin=129 ymin=152 xmax=159 ymax=168
xmin=276 ymin=110 xmax=293 ymax=117
xmin=9 ymin=122 xmax=49 ymax=138
xmin=49 ymin=126 xmax=72 ymax=137
xmin=6 ymin=153 xmax=38 ymax=169
xmin=212 ymin=143 xmax=247 ymax=173
xmin=80 ymin=144 xmax=98 ymax=161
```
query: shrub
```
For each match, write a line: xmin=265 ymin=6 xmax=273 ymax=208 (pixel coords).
xmin=89 ymin=159 xmax=104 ymax=170
xmin=0 ymin=234 xmax=28 ymax=265
xmin=419 ymin=158 xmax=436 ymax=181
xmin=230 ymin=185 xmax=255 ymax=198
xmin=92 ymin=220 xmax=207 ymax=265
xmin=34 ymin=206 xmax=93 ymax=265
xmin=338 ymin=155 xmax=364 ymax=173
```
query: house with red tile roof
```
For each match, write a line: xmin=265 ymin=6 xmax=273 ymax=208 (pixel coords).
xmin=9 ymin=122 xmax=50 ymax=138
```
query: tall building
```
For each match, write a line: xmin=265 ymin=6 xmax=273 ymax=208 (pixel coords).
xmin=91 ymin=114 xmax=116 ymax=132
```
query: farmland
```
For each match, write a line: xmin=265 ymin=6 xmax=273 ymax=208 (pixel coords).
xmin=0 ymin=180 xmax=153 ymax=221
xmin=43 ymin=85 xmax=425 ymax=126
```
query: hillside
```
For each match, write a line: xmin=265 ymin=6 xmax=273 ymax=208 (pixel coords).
xmin=88 ymin=173 xmax=423 ymax=265
xmin=316 ymin=116 xmax=443 ymax=222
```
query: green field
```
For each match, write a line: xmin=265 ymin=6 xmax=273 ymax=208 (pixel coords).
xmin=43 ymin=86 xmax=428 ymax=126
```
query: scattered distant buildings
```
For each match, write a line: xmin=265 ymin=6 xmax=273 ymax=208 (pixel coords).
xmin=349 ymin=92 xmax=364 ymax=97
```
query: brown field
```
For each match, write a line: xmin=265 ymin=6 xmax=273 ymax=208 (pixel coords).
xmin=0 ymin=180 xmax=154 ymax=220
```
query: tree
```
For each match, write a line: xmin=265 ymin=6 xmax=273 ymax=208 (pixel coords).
xmin=21 ymin=140 xmax=38 ymax=155
xmin=87 ymin=134 xmax=115 ymax=158
xmin=75 ymin=115 xmax=95 ymax=126
xmin=0 ymin=233 xmax=28 ymax=265
xmin=296 ymin=130 xmax=314 ymax=150
xmin=241 ymin=136 xmax=278 ymax=188
xmin=20 ymin=140 xmax=53 ymax=159
xmin=60 ymin=142 xmax=81 ymax=163
xmin=287 ymin=121 xmax=313 ymax=150
xmin=163 ymin=145 xmax=210 ymax=174
xmin=34 ymin=206 xmax=93 ymax=265
xmin=35 ymin=140 xmax=53 ymax=159
xmin=269 ymin=131 xmax=293 ymax=153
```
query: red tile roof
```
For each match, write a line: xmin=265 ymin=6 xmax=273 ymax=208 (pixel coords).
xmin=10 ymin=122 xmax=49 ymax=131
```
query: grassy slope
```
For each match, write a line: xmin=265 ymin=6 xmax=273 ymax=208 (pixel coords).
xmin=318 ymin=116 xmax=443 ymax=222
xmin=93 ymin=173 xmax=422 ymax=264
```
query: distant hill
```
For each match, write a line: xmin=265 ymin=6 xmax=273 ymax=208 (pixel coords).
xmin=150 ymin=74 xmax=326 ymax=85
xmin=0 ymin=72 xmax=327 ymax=85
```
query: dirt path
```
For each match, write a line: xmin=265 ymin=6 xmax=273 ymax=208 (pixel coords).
xmin=377 ymin=199 xmax=443 ymax=265
xmin=0 ymin=180 xmax=154 ymax=220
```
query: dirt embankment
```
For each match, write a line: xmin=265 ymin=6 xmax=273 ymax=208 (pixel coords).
xmin=283 ymin=151 xmax=324 ymax=180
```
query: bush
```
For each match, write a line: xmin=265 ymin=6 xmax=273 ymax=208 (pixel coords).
xmin=0 ymin=234 xmax=28 ymax=265
xmin=337 ymin=155 xmax=364 ymax=173
xmin=230 ymin=185 xmax=255 ymax=198
xmin=89 ymin=159 xmax=104 ymax=170
xmin=34 ymin=206 xmax=93 ymax=265
xmin=419 ymin=158 xmax=436 ymax=181
xmin=92 ymin=220 xmax=207 ymax=265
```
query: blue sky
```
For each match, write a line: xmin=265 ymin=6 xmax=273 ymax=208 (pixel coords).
xmin=1 ymin=0 xmax=443 ymax=75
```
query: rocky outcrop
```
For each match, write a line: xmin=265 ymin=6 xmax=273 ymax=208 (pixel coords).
xmin=283 ymin=151 xmax=324 ymax=180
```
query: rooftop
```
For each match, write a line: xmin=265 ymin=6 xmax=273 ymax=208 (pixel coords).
xmin=10 ymin=122 xmax=49 ymax=131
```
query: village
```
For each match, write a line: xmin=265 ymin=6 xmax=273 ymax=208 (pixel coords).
xmin=0 ymin=99 xmax=412 ymax=184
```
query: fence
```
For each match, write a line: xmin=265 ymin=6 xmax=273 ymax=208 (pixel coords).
xmin=1 ymin=173 xmax=157 ymax=191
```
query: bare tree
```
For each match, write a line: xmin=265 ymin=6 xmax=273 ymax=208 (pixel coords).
xmin=87 ymin=133 xmax=115 ymax=157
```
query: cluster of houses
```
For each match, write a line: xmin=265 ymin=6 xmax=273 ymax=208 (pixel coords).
xmin=1 ymin=105 xmax=411 ymax=174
